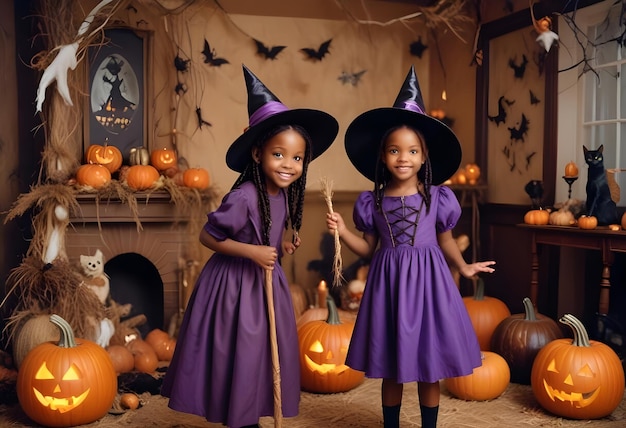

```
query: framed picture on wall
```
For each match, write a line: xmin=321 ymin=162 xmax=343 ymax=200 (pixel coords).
xmin=475 ymin=9 xmax=557 ymax=206
xmin=84 ymin=28 xmax=152 ymax=163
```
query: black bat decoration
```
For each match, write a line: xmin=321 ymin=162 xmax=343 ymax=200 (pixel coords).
xmin=488 ymin=96 xmax=507 ymax=126
xmin=202 ymin=40 xmax=229 ymax=66
xmin=338 ymin=70 xmax=367 ymax=86
xmin=300 ymin=39 xmax=332 ymax=61
xmin=508 ymin=113 xmax=530 ymax=142
xmin=175 ymin=82 xmax=187 ymax=96
xmin=529 ymin=89 xmax=541 ymax=105
xmin=409 ymin=37 xmax=428 ymax=58
xmin=509 ymin=54 xmax=528 ymax=79
xmin=254 ymin=39 xmax=286 ymax=60
xmin=525 ymin=151 xmax=537 ymax=169
xmin=174 ymin=55 xmax=190 ymax=72
xmin=196 ymin=107 xmax=211 ymax=128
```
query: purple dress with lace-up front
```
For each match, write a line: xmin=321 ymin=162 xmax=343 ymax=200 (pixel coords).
xmin=345 ymin=186 xmax=481 ymax=383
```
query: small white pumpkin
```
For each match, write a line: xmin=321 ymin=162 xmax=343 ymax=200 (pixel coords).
xmin=549 ymin=209 xmax=575 ymax=226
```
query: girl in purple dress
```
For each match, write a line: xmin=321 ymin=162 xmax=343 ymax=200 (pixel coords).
xmin=326 ymin=66 xmax=495 ymax=428
xmin=162 ymin=65 xmax=338 ymax=428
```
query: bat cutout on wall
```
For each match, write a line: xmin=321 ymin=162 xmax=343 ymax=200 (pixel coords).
xmin=174 ymin=55 xmax=190 ymax=72
xmin=301 ymin=39 xmax=332 ymax=61
xmin=508 ymin=113 xmax=530 ymax=142
xmin=175 ymin=82 xmax=187 ymax=96
xmin=488 ymin=95 xmax=514 ymax=126
xmin=525 ymin=151 xmax=537 ymax=169
xmin=196 ymin=107 xmax=211 ymax=129
xmin=254 ymin=39 xmax=286 ymax=60
xmin=338 ymin=70 xmax=367 ymax=86
xmin=409 ymin=37 xmax=428 ymax=58
xmin=202 ymin=40 xmax=229 ymax=66
xmin=509 ymin=54 xmax=528 ymax=79
xmin=529 ymin=89 xmax=541 ymax=105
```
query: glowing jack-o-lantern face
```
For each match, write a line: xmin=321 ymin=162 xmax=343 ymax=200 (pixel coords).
xmin=531 ymin=314 xmax=625 ymax=420
xmin=17 ymin=315 xmax=117 ymax=427
xmin=31 ymin=361 xmax=91 ymax=413
xmin=297 ymin=297 xmax=364 ymax=393
xmin=541 ymin=358 xmax=601 ymax=408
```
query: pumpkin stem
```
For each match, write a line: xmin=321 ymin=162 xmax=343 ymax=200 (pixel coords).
xmin=474 ymin=278 xmax=486 ymax=301
xmin=325 ymin=295 xmax=341 ymax=325
xmin=49 ymin=314 xmax=77 ymax=349
xmin=559 ymin=313 xmax=591 ymax=347
xmin=522 ymin=297 xmax=537 ymax=321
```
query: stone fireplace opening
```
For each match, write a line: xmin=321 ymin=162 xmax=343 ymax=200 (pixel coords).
xmin=105 ymin=253 xmax=164 ymax=337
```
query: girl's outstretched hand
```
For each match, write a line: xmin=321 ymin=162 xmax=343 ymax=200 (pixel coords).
xmin=460 ymin=261 xmax=496 ymax=279
xmin=250 ymin=245 xmax=278 ymax=270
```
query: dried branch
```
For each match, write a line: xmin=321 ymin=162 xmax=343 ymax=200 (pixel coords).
xmin=320 ymin=177 xmax=344 ymax=288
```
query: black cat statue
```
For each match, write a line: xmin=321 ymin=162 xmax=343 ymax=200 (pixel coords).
xmin=583 ymin=145 xmax=619 ymax=225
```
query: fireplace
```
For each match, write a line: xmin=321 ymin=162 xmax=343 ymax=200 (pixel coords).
xmin=65 ymin=192 xmax=198 ymax=335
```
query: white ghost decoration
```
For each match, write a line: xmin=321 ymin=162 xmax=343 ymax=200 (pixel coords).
xmin=35 ymin=0 xmax=114 ymax=113
xmin=536 ymin=30 xmax=559 ymax=53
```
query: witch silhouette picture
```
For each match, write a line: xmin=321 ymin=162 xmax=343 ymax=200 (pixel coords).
xmin=90 ymin=55 xmax=139 ymax=134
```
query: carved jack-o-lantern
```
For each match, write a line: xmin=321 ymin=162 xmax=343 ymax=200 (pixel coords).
xmin=17 ymin=315 xmax=117 ymax=427
xmin=531 ymin=314 xmax=625 ymax=420
xmin=297 ymin=296 xmax=364 ymax=393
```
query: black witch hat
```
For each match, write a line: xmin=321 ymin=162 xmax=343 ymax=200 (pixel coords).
xmin=226 ymin=65 xmax=339 ymax=172
xmin=344 ymin=65 xmax=461 ymax=185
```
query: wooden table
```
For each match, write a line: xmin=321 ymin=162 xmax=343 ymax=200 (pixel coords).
xmin=518 ymin=224 xmax=626 ymax=315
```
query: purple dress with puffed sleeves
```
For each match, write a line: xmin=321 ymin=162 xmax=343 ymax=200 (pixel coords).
xmin=161 ymin=181 xmax=300 ymax=427
xmin=345 ymin=186 xmax=482 ymax=383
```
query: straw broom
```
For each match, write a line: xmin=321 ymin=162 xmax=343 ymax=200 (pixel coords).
xmin=320 ymin=177 xmax=344 ymax=287
xmin=264 ymin=268 xmax=283 ymax=427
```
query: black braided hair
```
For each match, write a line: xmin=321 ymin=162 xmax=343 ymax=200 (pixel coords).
xmin=231 ymin=124 xmax=313 ymax=246
xmin=373 ymin=125 xmax=432 ymax=213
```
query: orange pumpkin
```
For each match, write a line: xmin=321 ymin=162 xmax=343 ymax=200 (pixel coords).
xmin=577 ymin=215 xmax=598 ymax=230
xmin=444 ymin=351 xmax=510 ymax=401
xmin=145 ymin=328 xmax=176 ymax=362
xmin=125 ymin=165 xmax=160 ymax=191
xmin=183 ymin=167 xmax=211 ymax=189
xmin=296 ymin=306 xmax=357 ymax=330
xmin=126 ymin=338 xmax=158 ymax=373
xmin=564 ymin=161 xmax=579 ymax=178
xmin=85 ymin=142 xmax=123 ymax=173
xmin=289 ymin=284 xmax=309 ymax=319
xmin=106 ymin=344 xmax=134 ymax=374
xmin=297 ymin=296 xmax=364 ymax=393
xmin=531 ymin=314 xmax=625 ymax=419
xmin=16 ymin=315 xmax=117 ymax=427
xmin=150 ymin=148 xmax=177 ymax=171
xmin=524 ymin=209 xmax=550 ymax=225
xmin=75 ymin=163 xmax=111 ymax=189
xmin=462 ymin=278 xmax=511 ymax=351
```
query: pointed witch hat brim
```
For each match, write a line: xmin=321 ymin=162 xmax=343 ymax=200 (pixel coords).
xmin=344 ymin=66 xmax=461 ymax=185
xmin=226 ymin=65 xmax=339 ymax=173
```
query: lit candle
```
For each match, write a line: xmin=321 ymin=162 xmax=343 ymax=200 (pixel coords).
xmin=564 ymin=161 xmax=578 ymax=178
xmin=318 ymin=280 xmax=328 ymax=309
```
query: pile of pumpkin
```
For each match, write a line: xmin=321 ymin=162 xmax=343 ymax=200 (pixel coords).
xmin=13 ymin=314 xmax=176 ymax=427
xmin=524 ymin=205 xmax=626 ymax=230
xmin=74 ymin=143 xmax=211 ymax=191
xmin=446 ymin=279 xmax=625 ymax=420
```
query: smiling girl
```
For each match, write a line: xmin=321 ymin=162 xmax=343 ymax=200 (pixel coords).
xmin=162 ymin=65 xmax=338 ymax=428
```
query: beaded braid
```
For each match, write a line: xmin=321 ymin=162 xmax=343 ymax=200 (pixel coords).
xmin=231 ymin=124 xmax=312 ymax=246
xmin=373 ymin=125 xmax=432 ymax=213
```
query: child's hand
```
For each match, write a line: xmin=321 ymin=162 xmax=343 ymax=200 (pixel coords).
xmin=251 ymin=245 xmax=278 ymax=270
xmin=460 ymin=261 xmax=496 ymax=279
xmin=326 ymin=212 xmax=347 ymax=236
xmin=283 ymin=234 xmax=301 ymax=255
